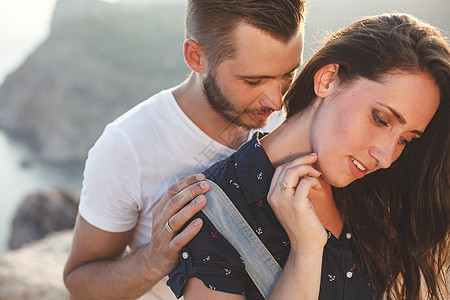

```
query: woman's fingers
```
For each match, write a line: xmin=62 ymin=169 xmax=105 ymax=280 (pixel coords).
xmin=271 ymin=153 xmax=319 ymax=188
xmin=268 ymin=154 xmax=327 ymax=250
xmin=270 ymin=160 xmax=321 ymax=203
xmin=294 ymin=177 xmax=322 ymax=202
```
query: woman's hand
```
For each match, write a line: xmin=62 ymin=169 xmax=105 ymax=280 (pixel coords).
xmin=268 ymin=153 xmax=327 ymax=252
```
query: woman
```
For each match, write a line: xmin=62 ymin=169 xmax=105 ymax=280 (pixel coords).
xmin=168 ymin=13 xmax=449 ymax=299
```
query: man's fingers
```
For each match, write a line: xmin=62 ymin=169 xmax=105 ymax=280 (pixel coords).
xmin=167 ymin=194 xmax=207 ymax=232
xmin=154 ymin=174 xmax=209 ymax=217
xmin=170 ymin=218 xmax=204 ymax=252
xmin=165 ymin=181 xmax=210 ymax=215
xmin=166 ymin=174 xmax=206 ymax=198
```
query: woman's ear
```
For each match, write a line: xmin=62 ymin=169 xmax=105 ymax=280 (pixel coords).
xmin=184 ymin=39 xmax=206 ymax=73
xmin=313 ymin=64 xmax=339 ymax=98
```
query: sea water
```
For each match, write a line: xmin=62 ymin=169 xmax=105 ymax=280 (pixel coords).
xmin=0 ymin=130 xmax=83 ymax=254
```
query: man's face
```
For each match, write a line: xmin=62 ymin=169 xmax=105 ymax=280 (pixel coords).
xmin=203 ymin=23 xmax=304 ymax=130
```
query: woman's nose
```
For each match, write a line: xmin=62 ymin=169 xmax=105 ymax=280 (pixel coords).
xmin=369 ymin=137 xmax=401 ymax=169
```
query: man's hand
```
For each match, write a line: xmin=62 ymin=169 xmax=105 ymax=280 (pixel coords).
xmin=64 ymin=174 xmax=210 ymax=300
xmin=144 ymin=174 xmax=210 ymax=278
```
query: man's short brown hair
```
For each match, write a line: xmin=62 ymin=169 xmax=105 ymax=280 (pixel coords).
xmin=185 ymin=0 xmax=306 ymax=72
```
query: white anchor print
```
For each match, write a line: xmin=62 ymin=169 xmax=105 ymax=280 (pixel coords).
xmin=203 ymin=256 xmax=211 ymax=262
xmin=224 ymin=268 xmax=232 ymax=275
xmin=257 ymin=172 xmax=263 ymax=180
xmin=328 ymin=274 xmax=336 ymax=282
xmin=208 ymin=285 xmax=217 ymax=290
xmin=229 ymin=179 xmax=240 ymax=189
xmin=327 ymin=231 xmax=332 ymax=239
xmin=255 ymin=227 xmax=263 ymax=235
xmin=282 ymin=240 xmax=290 ymax=246
xmin=255 ymin=143 xmax=261 ymax=148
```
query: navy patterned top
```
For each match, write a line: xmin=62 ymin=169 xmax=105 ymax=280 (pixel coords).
xmin=168 ymin=132 xmax=374 ymax=299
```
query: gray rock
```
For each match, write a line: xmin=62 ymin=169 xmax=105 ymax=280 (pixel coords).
xmin=0 ymin=230 xmax=72 ymax=300
xmin=0 ymin=230 xmax=177 ymax=300
xmin=9 ymin=189 xmax=79 ymax=250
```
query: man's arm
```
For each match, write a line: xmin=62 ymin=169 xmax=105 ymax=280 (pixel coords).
xmin=63 ymin=174 xmax=210 ymax=300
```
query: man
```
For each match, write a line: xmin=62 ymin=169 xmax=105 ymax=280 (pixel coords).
xmin=63 ymin=0 xmax=306 ymax=299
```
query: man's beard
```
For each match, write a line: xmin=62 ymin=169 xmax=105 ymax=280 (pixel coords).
xmin=202 ymin=72 xmax=274 ymax=130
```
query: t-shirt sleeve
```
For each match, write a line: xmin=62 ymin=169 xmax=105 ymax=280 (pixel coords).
xmin=79 ymin=125 xmax=142 ymax=232
xmin=167 ymin=211 xmax=248 ymax=298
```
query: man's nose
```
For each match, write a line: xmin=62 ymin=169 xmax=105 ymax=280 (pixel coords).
xmin=261 ymin=80 xmax=284 ymax=111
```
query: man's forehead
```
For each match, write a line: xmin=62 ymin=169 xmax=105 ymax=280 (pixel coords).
xmin=222 ymin=23 xmax=303 ymax=76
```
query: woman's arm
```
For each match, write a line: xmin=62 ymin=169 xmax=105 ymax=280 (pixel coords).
xmin=184 ymin=154 xmax=327 ymax=299
xmin=267 ymin=154 xmax=327 ymax=299
xmin=184 ymin=277 xmax=246 ymax=300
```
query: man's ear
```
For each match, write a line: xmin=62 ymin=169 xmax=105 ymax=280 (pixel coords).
xmin=313 ymin=63 xmax=339 ymax=98
xmin=184 ymin=39 xmax=206 ymax=73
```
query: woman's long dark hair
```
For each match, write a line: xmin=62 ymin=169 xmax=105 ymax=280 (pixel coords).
xmin=285 ymin=13 xmax=449 ymax=299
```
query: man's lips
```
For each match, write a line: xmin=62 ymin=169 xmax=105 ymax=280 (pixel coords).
xmin=248 ymin=111 xmax=273 ymax=120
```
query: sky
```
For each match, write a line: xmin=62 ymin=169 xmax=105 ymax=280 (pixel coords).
xmin=0 ymin=0 xmax=58 ymax=84
xmin=0 ymin=0 xmax=192 ymax=84
xmin=0 ymin=0 xmax=169 ymax=85
xmin=0 ymin=0 xmax=447 ymax=85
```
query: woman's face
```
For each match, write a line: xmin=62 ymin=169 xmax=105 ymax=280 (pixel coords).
xmin=311 ymin=71 xmax=440 ymax=187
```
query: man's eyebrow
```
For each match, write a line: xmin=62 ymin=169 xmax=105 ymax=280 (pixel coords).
xmin=377 ymin=102 xmax=424 ymax=136
xmin=237 ymin=64 xmax=300 ymax=80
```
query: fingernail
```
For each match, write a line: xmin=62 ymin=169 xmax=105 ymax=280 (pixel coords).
xmin=193 ymin=219 xmax=202 ymax=227
xmin=195 ymin=195 xmax=206 ymax=204
xmin=196 ymin=174 xmax=206 ymax=181
xmin=200 ymin=181 xmax=209 ymax=189
xmin=310 ymin=153 xmax=317 ymax=156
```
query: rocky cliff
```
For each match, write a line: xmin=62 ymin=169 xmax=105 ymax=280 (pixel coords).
xmin=9 ymin=189 xmax=79 ymax=250
xmin=0 ymin=0 xmax=189 ymax=163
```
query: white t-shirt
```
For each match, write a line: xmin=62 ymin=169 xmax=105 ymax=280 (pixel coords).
xmin=79 ymin=89 xmax=284 ymax=250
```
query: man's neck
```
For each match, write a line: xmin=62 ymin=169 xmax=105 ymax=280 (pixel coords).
xmin=172 ymin=73 xmax=249 ymax=150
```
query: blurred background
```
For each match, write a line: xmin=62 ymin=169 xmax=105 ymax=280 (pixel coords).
xmin=0 ymin=0 xmax=448 ymax=263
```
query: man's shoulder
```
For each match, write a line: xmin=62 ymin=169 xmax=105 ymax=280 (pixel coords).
xmin=115 ymin=89 xmax=175 ymax=122
xmin=104 ymin=89 xmax=178 ymax=132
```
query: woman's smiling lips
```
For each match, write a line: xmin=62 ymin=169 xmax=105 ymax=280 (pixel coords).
xmin=348 ymin=156 xmax=368 ymax=179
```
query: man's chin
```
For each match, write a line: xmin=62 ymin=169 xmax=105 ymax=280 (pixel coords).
xmin=230 ymin=115 xmax=266 ymax=131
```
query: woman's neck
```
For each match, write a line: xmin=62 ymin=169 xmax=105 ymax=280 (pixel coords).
xmin=260 ymin=111 xmax=344 ymax=238
xmin=260 ymin=112 xmax=313 ymax=168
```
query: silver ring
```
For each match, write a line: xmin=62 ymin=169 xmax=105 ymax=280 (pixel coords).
xmin=280 ymin=181 xmax=295 ymax=191
xmin=165 ymin=221 xmax=176 ymax=234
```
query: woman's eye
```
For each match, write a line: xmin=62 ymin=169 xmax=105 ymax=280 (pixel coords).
xmin=372 ymin=109 xmax=389 ymax=127
xmin=399 ymin=137 xmax=414 ymax=146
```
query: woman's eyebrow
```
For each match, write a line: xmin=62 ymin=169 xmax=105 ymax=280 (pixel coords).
xmin=377 ymin=102 xmax=423 ymax=136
